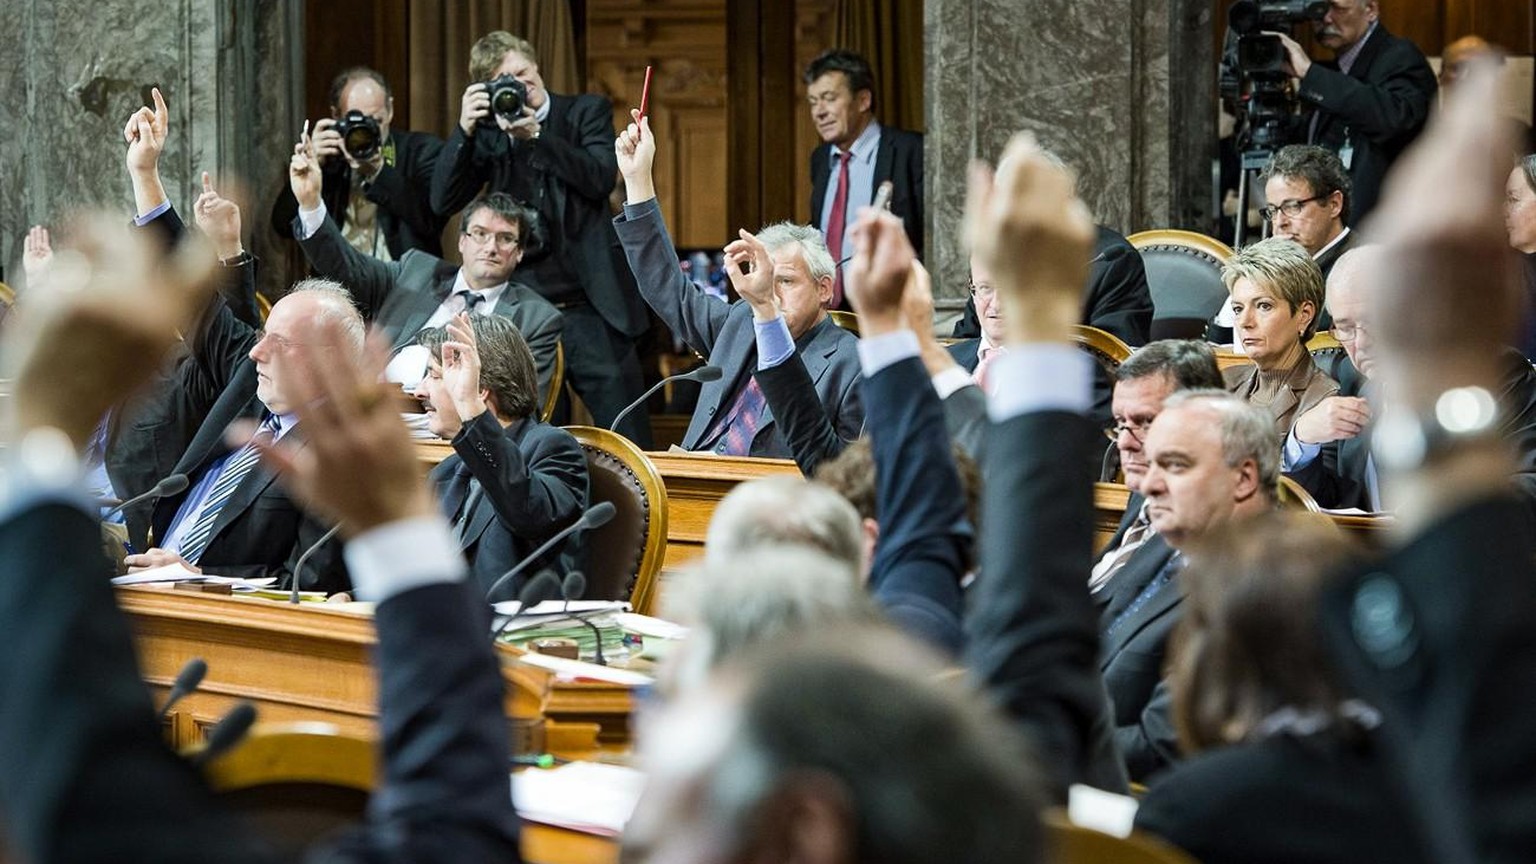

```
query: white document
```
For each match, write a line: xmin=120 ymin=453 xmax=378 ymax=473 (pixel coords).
xmin=512 ymin=761 xmax=647 ymax=836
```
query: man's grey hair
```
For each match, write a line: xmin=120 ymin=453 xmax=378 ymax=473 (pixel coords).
xmin=693 ymin=629 xmax=1046 ymax=864
xmin=1162 ymin=389 xmax=1280 ymax=498
xmin=664 ymin=546 xmax=877 ymax=695
xmin=1116 ymin=339 xmax=1224 ymax=390
xmin=754 ymin=222 xmax=837 ymax=283
xmin=704 ymin=476 xmax=864 ymax=571
xmin=290 ymin=278 xmax=364 ymax=354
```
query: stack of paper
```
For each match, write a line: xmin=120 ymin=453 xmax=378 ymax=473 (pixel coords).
xmin=512 ymin=762 xmax=647 ymax=836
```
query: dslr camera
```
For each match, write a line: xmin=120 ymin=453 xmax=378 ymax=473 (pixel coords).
xmin=478 ymin=75 xmax=529 ymax=130
xmin=335 ymin=110 xmax=382 ymax=160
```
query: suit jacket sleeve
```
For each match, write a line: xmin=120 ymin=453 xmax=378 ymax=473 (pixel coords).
xmin=295 ymin=212 xmax=405 ymax=320
xmin=430 ymin=126 xmax=491 ymax=217
xmin=941 ymin=382 xmax=987 ymax=463
xmin=613 ymin=198 xmax=731 ymax=356
xmin=965 ymin=410 xmax=1131 ymax=797
xmin=1085 ymin=238 xmax=1153 ymax=349
xmin=139 ymin=203 xmax=262 ymax=330
xmin=365 ymin=131 xmax=447 ymax=235
xmin=453 ymin=412 xmax=586 ymax=545
xmin=1285 ymin=438 xmax=1367 ymax=510
xmin=0 ymin=503 xmax=280 ymax=864
xmin=1299 ymin=42 xmax=1435 ymax=147
xmin=513 ymin=295 xmax=564 ymax=409
xmin=1112 ymin=678 xmax=1181 ymax=780
xmin=529 ymin=96 xmax=620 ymax=203
xmin=317 ymin=582 xmax=523 ymax=862
xmin=865 ymin=357 xmax=967 ymax=655
xmin=271 ymin=158 xmax=349 ymax=240
xmin=754 ymin=352 xmax=850 ymax=476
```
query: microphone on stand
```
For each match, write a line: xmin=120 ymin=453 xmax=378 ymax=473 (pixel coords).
xmin=158 ymin=657 xmax=208 ymax=720
xmin=101 ymin=473 xmax=189 ymax=521
xmin=289 ymin=523 xmax=343 ymax=604
xmin=482 ymin=502 xmax=616 ymax=603
xmin=189 ymin=701 xmax=258 ymax=768
xmin=609 ymin=365 xmax=723 ymax=434
xmin=491 ymin=570 xmax=562 ymax=642
xmin=559 ymin=571 xmax=607 ymax=667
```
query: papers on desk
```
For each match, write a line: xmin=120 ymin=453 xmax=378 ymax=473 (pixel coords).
xmin=513 ymin=762 xmax=646 ymax=837
xmin=492 ymin=599 xmax=630 ymax=620
xmin=515 ymin=651 xmax=654 ymax=686
xmin=111 ymin=567 xmax=328 ymax=601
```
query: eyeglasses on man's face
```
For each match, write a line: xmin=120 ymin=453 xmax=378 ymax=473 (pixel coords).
xmin=462 ymin=226 xmax=520 ymax=249
xmin=1260 ymin=194 xmax=1328 ymax=222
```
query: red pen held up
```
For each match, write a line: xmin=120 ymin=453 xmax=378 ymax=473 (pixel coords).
xmin=637 ymin=65 xmax=653 ymax=139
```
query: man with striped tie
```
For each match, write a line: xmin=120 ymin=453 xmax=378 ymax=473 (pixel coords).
xmin=123 ymin=280 xmax=363 ymax=593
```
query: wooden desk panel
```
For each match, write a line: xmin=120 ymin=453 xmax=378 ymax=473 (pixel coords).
xmin=523 ymin=823 xmax=620 ymax=864
xmin=1091 ymin=482 xmax=1390 ymax=548
xmin=121 ymin=586 xmax=633 ymax=757
xmin=646 ymin=451 xmax=800 ymax=575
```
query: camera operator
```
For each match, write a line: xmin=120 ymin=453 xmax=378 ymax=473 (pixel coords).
xmin=271 ymin=67 xmax=447 ymax=259
xmin=430 ymin=31 xmax=652 ymax=447
xmin=1269 ymin=0 xmax=1436 ymax=224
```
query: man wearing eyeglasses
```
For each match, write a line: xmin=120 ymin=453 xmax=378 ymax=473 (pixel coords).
xmin=289 ymin=137 xmax=563 ymax=406
xmin=1285 ymin=246 xmax=1536 ymax=514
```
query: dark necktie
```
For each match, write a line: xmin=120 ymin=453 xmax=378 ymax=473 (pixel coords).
xmin=825 ymin=150 xmax=852 ymax=309
xmin=1106 ymin=553 xmax=1181 ymax=637
xmin=459 ymin=290 xmax=487 ymax=313
xmin=710 ymin=378 xmax=768 ymax=456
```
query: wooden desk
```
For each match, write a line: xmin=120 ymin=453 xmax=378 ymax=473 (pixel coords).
xmin=523 ymin=823 xmax=620 ymax=864
xmin=644 ymin=451 xmax=800 ymax=577
xmin=1091 ymin=482 xmax=1391 ymax=548
xmin=121 ymin=586 xmax=634 ymax=758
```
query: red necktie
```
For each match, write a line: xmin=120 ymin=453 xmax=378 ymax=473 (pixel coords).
xmin=826 ymin=150 xmax=851 ymax=309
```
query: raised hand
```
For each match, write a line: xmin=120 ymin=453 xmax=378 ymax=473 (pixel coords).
xmin=250 ymin=329 xmax=431 ymax=536
xmin=288 ymin=122 xmax=324 ymax=212
xmin=459 ymin=82 xmax=490 ymax=136
xmin=123 ymin=86 xmax=169 ymax=177
xmin=615 ymin=109 xmax=657 ymax=203
xmin=193 ymin=172 xmax=244 ymax=260
xmin=964 ymin=132 xmax=1095 ymax=345
xmin=722 ymin=229 xmax=778 ymax=322
xmin=844 ymin=208 xmax=917 ymax=334
xmin=500 ymin=105 xmax=542 ymax=141
xmin=1 ymin=215 xmax=214 ymax=450
xmin=21 ymin=225 xmax=53 ymax=286
xmin=441 ymin=313 xmax=489 ymax=421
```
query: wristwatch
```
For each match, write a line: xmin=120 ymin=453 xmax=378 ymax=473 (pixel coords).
xmin=1372 ymin=386 xmax=1499 ymax=470
xmin=219 ymin=250 xmax=254 ymax=267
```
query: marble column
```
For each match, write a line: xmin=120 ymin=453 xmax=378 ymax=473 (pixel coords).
xmin=924 ymin=0 xmax=1215 ymax=307
xmin=0 ymin=0 xmax=301 ymax=303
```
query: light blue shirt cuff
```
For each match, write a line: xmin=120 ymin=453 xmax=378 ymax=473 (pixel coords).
xmin=0 ymin=428 xmax=93 ymax=525
xmin=133 ymin=200 xmax=172 ymax=227
xmin=755 ymin=316 xmax=796 ymax=369
xmin=857 ymin=330 xmax=921 ymax=377
xmin=1283 ymin=431 xmax=1323 ymax=472
xmin=343 ymin=516 xmax=466 ymax=603
xmin=296 ymin=202 xmax=328 ymax=240
xmin=986 ymin=345 xmax=1094 ymax=421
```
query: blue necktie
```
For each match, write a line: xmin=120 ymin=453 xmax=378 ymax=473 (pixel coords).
xmin=176 ymin=415 xmax=280 ymax=564
xmin=1107 ymin=553 xmax=1181 ymax=637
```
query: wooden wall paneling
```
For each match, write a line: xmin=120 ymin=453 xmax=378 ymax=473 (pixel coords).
xmin=794 ymin=0 xmax=839 ymax=227
xmin=727 ymin=0 xmax=800 ymax=234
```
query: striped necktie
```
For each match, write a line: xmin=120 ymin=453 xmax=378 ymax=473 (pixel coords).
xmin=1089 ymin=503 xmax=1152 ymax=593
xmin=177 ymin=414 xmax=281 ymax=565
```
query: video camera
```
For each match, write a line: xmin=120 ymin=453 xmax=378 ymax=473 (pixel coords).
xmin=477 ymin=75 xmax=529 ymax=130
xmin=1219 ymin=0 xmax=1329 ymax=159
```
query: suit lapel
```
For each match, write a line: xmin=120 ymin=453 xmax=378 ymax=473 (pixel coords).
xmin=391 ymin=267 xmax=456 ymax=351
xmin=1101 ymin=566 xmax=1184 ymax=666
xmin=871 ymin=131 xmax=895 ymax=198
xmin=1099 ymin=535 xmax=1172 ymax=626
xmin=687 ymin=314 xmax=758 ymax=448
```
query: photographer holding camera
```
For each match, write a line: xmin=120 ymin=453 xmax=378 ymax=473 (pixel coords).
xmin=271 ymin=67 xmax=447 ymax=259
xmin=1268 ymin=0 xmax=1436 ymax=224
xmin=431 ymin=31 xmax=652 ymax=446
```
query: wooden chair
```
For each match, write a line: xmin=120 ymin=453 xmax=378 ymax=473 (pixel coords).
xmin=1043 ymin=809 xmax=1197 ymax=864
xmin=1127 ymin=229 xmax=1234 ymax=342
xmin=1277 ymin=475 xmax=1322 ymax=512
xmin=193 ymin=722 xmax=375 ymax=857
xmin=1072 ymin=324 xmax=1133 ymax=373
xmin=542 ymin=341 xmax=566 ymax=423
xmin=828 ymin=309 xmax=861 ymax=336
xmin=563 ymin=426 xmax=668 ymax=615
xmin=255 ymin=291 xmax=272 ymax=323
xmin=0 ymin=282 xmax=13 ymax=330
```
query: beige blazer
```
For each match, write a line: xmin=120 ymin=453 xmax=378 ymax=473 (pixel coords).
xmin=1223 ymin=352 xmax=1340 ymax=439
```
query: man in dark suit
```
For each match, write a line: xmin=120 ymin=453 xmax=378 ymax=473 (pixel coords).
xmin=270 ymin=67 xmax=446 ymax=258
xmin=290 ymin=134 xmax=563 ymax=405
xmin=0 ymin=244 xmax=522 ymax=862
xmin=1285 ymin=245 xmax=1536 ymax=517
xmin=418 ymin=313 xmax=588 ymax=598
xmin=804 ymin=49 xmax=923 ymax=308
xmin=1273 ymin=0 xmax=1437 ymax=224
xmin=615 ymin=113 xmax=864 ymax=459
xmin=430 ymin=31 xmax=652 ymax=446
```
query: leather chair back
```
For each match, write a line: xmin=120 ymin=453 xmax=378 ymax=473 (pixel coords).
xmin=1128 ymin=229 xmax=1234 ymax=341
xmin=564 ymin=426 xmax=668 ymax=614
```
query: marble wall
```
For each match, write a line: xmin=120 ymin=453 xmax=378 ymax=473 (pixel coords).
xmin=924 ymin=0 xmax=1213 ymax=304
xmin=0 ymin=0 xmax=302 ymax=301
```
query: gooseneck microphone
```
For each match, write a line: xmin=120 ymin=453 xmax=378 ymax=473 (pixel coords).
xmin=609 ymin=365 xmax=723 ymax=434
xmin=482 ymin=502 xmax=617 ymax=603
xmin=189 ymin=701 xmax=258 ymax=768
xmin=491 ymin=570 xmax=562 ymax=642
xmin=290 ymin=523 xmax=343 ymax=604
xmin=158 ymin=657 xmax=208 ymax=720
xmin=559 ymin=571 xmax=607 ymax=667
xmin=101 ymin=473 xmax=190 ymax=521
